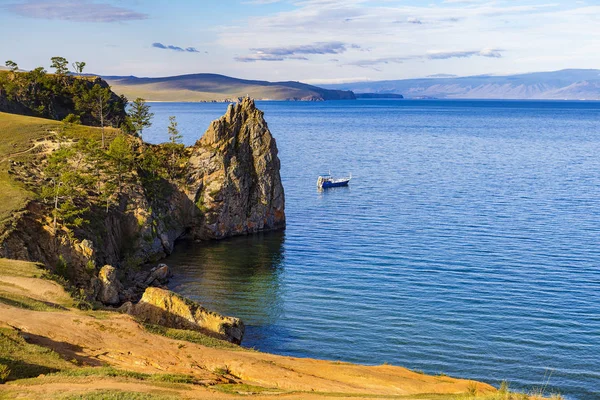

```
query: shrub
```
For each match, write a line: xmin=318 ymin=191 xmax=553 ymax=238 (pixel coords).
xmin=0 ymin=363 xmax=11 ymax=383
xmin=63 ymin=114 xmax=81 ymax=124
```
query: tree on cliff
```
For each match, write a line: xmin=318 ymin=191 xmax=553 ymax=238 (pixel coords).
xmin=50 ymin=57 xmax=69 ymax=76
xmin=167 ymin=116 xmax=183 ymax=177
xmin=72 ymin=61 xmax=86 ymax=75
xmin=86 ymin=84 xmax=112 ymax=148
xmin=40 ymin=147 xmax=89 ymax=235
xmin=5 ymin=60 xmax=18 ymax=73
xmin=129 ymin=98 xmax=154 ymax=140
xmin=106 ymin=135 xmax=134 ymax=194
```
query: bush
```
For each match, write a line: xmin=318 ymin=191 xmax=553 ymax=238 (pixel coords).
xmin=0 ymin=363 xmax=11 ymax=383
xmin=63 ymin=114 xmax=81 ymax=124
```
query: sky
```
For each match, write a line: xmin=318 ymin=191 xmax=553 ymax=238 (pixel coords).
xmin=0 ymin=0 xmax=598 ymax=83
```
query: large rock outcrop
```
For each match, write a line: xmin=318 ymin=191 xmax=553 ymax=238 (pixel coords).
xmin=0 ymin=98 xmax=285 ymax=293
xmin=120 ymin=287 xmax=245 ymax=344
xmin=186 ymin=97 xmax=285 ymax=239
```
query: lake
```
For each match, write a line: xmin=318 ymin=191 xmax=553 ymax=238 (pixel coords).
xmin=143 ymin=99 xmax=600 ymax=400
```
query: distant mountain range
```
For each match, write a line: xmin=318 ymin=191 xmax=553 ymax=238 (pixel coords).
xmin=323 ymin=69 xmax=600 ymax=100
xmin=102 ymin=73 xmax=355 ymax=102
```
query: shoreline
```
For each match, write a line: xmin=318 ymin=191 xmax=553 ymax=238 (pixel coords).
xmin=0 ymin=257 xmax=503 ymax=399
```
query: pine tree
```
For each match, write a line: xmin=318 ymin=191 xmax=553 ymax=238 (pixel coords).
xmin=50 ymin=56 xmax=69 ymax=76
xmin=129 ymin=98 xmax=154 ymax=140
xmin=72 ymin=61 xmax=86 ymax=75
xmin=106 ymin=135 xmax=134 ymax=194
xmin=167 ymin=116 xmax=183 ymax=177
xmin=40 ymin=147 xmax=88 ymax=234
xmin=86 ymin=84 xmax=112 ymax=148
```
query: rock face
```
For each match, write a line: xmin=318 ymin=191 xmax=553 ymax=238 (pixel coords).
xmin=0 ymin=97 xmax=285 ymax=296
xmin=95 ymin=265 xmax=122 ymax=306
xmin=186 ymin=97 xmax=285 ymax=239
xmin=121 ymin=287 xmax=245 ymax=344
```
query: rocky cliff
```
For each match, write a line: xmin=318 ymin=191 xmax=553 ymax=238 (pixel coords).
xmin=0 ymin=98 xmax=285 ymax=292
xmin=186 ymin=98 xmax=286 ymax=239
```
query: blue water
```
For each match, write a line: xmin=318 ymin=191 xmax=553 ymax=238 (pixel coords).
xmin=144 ymin=100 xmax=600 ymax=400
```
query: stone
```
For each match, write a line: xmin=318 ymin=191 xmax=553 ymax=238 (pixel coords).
xmin=121 ymin=287 xmax=245 ymax=344
xmin=186 ymin=97 xmax=286 ymax=239
xmin=144 ymin=264 xmax=172 ymax=286
xmin=96 ymin=265 xmax=122 ymax=306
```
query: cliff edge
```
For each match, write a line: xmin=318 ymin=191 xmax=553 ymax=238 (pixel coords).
xmin=0 ymin=98 xmax=285 ymax=292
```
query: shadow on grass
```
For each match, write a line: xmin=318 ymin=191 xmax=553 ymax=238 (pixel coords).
xmin=23 ymin=333 xmax=103 ymax=368
xmin=0 ymin=293 xmax=69 ymax=311
xmin=0 ymin=357 xmax=62 ymax=381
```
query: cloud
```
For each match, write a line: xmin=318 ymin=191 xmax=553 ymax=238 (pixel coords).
xmin=152 ymin=43 xmax=200 ymax=53
xmin=427 ymin=48 xmax=502 ymax=59
xmin=235 ymin=54 xmax=309 ymax=62
xmin=348 ymin=57 xmax=409 ymax=69
xmin=243 ymin=0 xmax=282 ymax=3
xmin=236 ymin=41 xmax=359 ymax=62
xmin=348 ymin=48 xmax=502 ymax=69
xmin=427 ymin=73 xmax=459 ymax=78
xmin=4 ymin=0 xmax=148 ymax=22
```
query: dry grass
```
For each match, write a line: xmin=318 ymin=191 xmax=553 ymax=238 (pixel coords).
xmin=107 ymin=80 xmax=320 ymax=102
xmin=0 ymin=112 xmax=119 ymax=232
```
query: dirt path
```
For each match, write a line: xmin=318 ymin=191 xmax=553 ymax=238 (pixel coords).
xmin=0 ymin=137 xmax=63 ymax=163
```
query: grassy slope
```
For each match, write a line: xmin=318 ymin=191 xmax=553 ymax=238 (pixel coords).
xmin=104 ymin=74 xmax=349 ymax=102
xmin=0 ymin=113 xmax=59 ymax=231
xmin=0 ymin=112 xmax=118 ymax=233
xmin=109 ymin=82 xmax=313 ymax=102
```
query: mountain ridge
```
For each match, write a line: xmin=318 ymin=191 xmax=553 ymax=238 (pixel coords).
xmin=323 ymin=69 xmax=600 ymax=100
xmin=102 ymin=73 xmax=356 ymax=102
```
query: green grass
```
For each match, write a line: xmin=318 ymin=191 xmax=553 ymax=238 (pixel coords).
xmin=59 ymin=390 xmax=178 ymax=400
xmin=0 ymin=112 xmax=119 ymax=232
xmin=141 ymin=323 xmax=242 ymax=350
xmin=0 ymin=327 xmax=75 ymax=381
xmin=0 ymin=291 xmax=65 ymax=311
xmin=0 ymin=113 xmax=58 ymax=228
xmin=51 ymin=366 xmax=197 ymax=385
xmin=213 ymin=383 xmax=284 ymax=396
xmin=0 ymin=258 xmax=45 ymax=278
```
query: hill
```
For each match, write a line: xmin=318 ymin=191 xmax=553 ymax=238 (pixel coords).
xmin=324 ymin=69 xmax=600 ymax=100
xmin=0 ymin=71 xmax=127 ymax=126
xmin=102 ymin=73 xmax=356 ymax=102
xmin=0 ymin=112 xmax=119 ymax=236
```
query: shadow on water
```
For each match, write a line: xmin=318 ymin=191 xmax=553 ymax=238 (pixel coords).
xmin=164 ymin=231 xmax=288 ymax=348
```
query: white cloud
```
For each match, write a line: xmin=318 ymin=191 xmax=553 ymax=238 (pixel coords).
xmin=213 ymin=1 xmax=598 ymax=81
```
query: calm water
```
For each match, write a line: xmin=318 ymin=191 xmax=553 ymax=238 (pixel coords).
xmin=145 ymin=100 xmax=600 ymax=400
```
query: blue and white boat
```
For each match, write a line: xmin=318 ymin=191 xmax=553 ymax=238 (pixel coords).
xmin=317 ymin=173 xmax=351 ymax=189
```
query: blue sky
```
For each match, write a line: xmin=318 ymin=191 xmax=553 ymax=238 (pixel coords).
xmin=0 ymin=0 xmax=598 ymax=83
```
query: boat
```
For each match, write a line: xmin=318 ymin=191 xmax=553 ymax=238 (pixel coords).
xmin=317 ymin=173 xmax=351 ymax=189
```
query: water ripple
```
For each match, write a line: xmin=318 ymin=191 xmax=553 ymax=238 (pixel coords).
xmin=151 ymin=100 xmax=600 ymax=400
